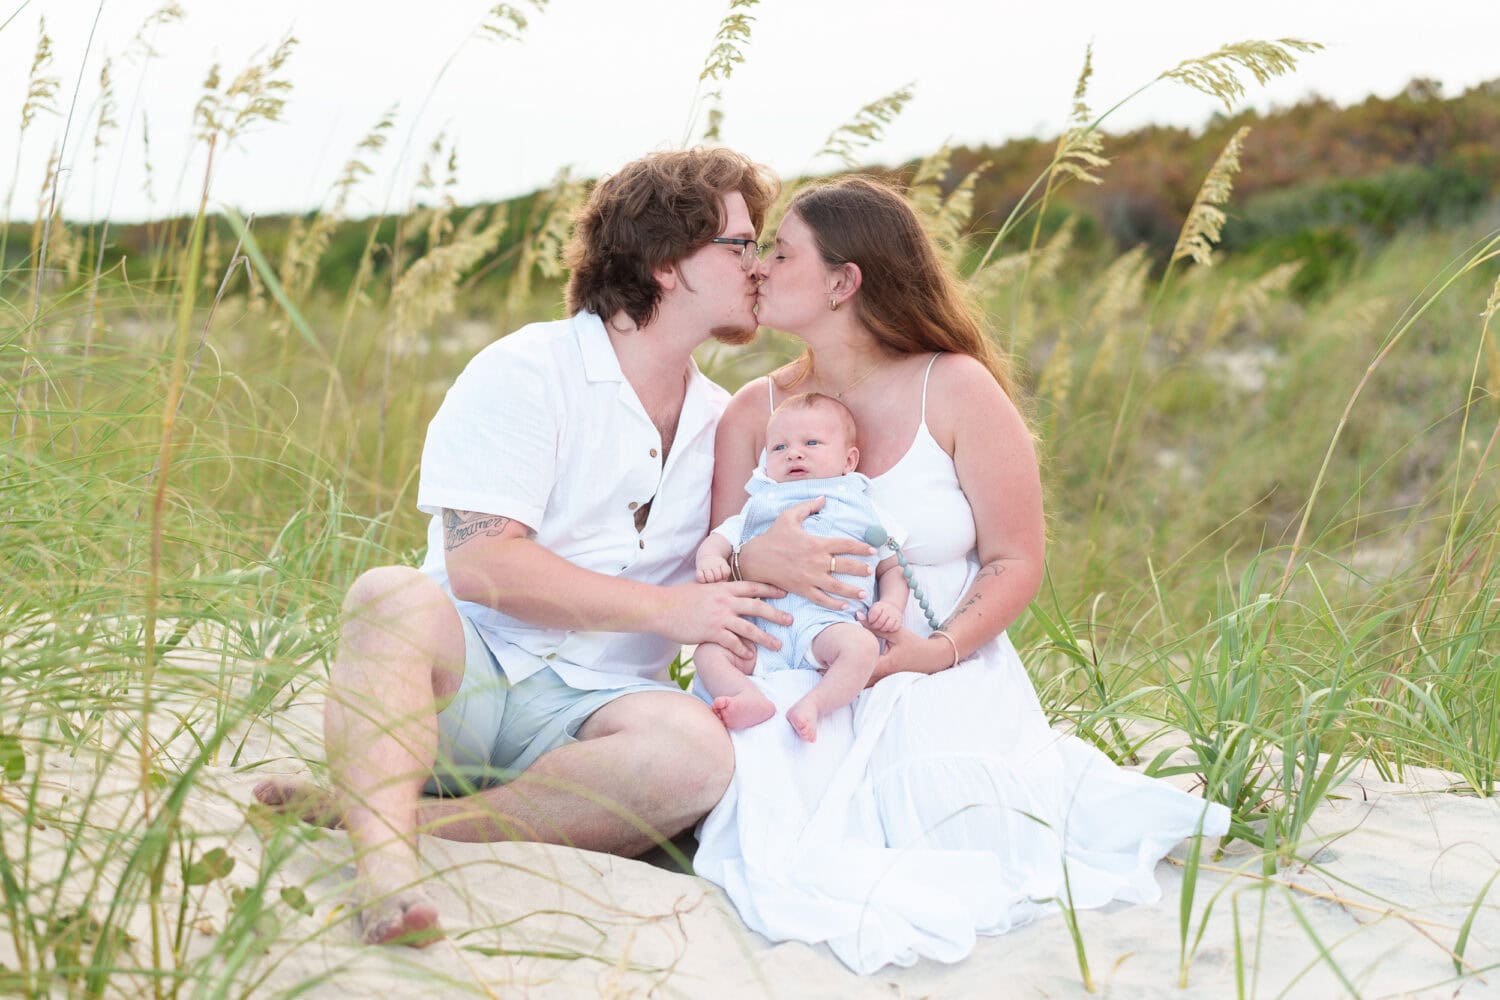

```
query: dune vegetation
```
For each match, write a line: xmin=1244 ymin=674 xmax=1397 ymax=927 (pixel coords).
xmin=2 ymin=2 xmax=1497 ymax=996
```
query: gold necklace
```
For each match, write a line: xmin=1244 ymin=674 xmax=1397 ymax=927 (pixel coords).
xmin=832 ymin=360 xmax=883 ymax=399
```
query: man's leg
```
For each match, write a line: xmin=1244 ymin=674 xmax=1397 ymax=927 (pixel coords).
xmin=257 ymin=567 xmax=736 ymax=927
xmin=408 ymin=690 xmax=733 ymax=854
xmin=256 ymin=564 xmax=467 ymax=945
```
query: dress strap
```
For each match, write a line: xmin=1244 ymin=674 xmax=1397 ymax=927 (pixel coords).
xmin=767 ymin=375 xmax=775 ymax=412
xmin=920 ymin=353 xmax=941 ymax=427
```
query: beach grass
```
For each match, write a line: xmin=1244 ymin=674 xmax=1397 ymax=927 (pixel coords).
xmin=2 ymin=9 xmax=1498 ymax=996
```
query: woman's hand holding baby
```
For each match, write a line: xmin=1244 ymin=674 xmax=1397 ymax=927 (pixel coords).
xmin=738 ymin=498 xmax=874 ymax=609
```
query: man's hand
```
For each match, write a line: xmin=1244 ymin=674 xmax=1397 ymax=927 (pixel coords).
xmin=738 ymin=497 xmax=875 ymax=611
xmin=864 ymin=601 xmax=903 ymax=635
xmin=696 ymin=554 xmax=732 ymax=584
xmin=650 ymin=581 xmax=791 ymax=660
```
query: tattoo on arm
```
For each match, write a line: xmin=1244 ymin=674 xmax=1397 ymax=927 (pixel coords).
xmin=941 ymin=562 xmax=1006 ymax=628
xmin=443 ymin=510 xmax=515 ymax=551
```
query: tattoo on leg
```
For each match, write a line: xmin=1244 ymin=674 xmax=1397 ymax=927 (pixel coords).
xmin=443 ymin=510 xmax=513 ymax=551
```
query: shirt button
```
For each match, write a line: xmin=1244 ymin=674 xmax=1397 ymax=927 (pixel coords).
xmin=649 ymin=448 xmax=658 ymax=458
xmin=639 ymin=539 xmax=646 ymax=549
xmin=628 ymin=501 xmax=639 ymax=510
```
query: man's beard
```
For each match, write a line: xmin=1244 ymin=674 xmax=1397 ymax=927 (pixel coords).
xmin=710 ymin=321 xmax=758 ymax=346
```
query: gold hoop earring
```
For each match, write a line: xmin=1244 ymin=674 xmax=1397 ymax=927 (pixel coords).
xmin=828 ymin=295 xmax=839 ymax=312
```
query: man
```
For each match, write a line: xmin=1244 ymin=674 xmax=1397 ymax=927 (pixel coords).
xmin=254 ymin=148 xmax=788 ymax=946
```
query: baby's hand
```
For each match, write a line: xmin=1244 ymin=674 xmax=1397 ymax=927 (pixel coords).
xmin=696 ymin=555 xmax=732 ymax=584
xmin=865 ymin=601 xmax=903 ymax=634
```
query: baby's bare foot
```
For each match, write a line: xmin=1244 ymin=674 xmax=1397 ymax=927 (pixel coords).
xmin=358 ymin=887 xmax=443 ymax=947
xmin=711 ymin=693 xmax=776 ymax=730
xmin=253 ymin=778 xmax=345 ymax=829
xmin=786 ymin=700 xmax=819 ymax=742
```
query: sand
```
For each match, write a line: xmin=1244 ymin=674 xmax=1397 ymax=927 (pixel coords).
xmin=6 ymin=659 xmax=1497 ymax=999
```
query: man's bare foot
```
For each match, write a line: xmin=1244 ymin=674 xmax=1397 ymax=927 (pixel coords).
xmin=786 ymin=699 xmax=819 ymax=742
xmin=711 ymin=692 xmax=775 ymax=730
xmin=253 ymin=777 xmax=345 ymax=829
xmin=358 ymin=888 xmax=444 ymax=947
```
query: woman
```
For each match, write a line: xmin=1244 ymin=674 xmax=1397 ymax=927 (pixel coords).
xmin=692 ymin=177 xmax=1229 ymax=973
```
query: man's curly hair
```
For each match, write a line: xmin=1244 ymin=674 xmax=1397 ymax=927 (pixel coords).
xmin=564 ymin=148 xmax=778 ymax=327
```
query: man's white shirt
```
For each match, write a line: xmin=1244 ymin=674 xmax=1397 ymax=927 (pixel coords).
xmin=417 ymin=311 xmax=728 ymax=689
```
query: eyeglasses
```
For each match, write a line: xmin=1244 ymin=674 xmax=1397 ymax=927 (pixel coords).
xmin=709 ymin=237 xmax=767 ymax=271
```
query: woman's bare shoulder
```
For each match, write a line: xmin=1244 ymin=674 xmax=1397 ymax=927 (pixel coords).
xmin=721 ymin=375 xmax=773 ymax=427
xmin=927 ymin=353 xmax=1021 ymax=443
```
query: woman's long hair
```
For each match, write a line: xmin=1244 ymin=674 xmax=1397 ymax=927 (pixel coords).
xmin=783 ymin=176 xmax=1019 ymax=401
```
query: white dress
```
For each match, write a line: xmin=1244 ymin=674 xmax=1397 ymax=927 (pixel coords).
xmin=694 ymin=357 xmax=1231 ymax=974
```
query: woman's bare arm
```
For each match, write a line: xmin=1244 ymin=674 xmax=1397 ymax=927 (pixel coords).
xmin=870 ymin=354 xmax=1045 ymax=680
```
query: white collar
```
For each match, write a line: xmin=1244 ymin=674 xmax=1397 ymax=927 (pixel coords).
xmin=575 ymin=311 xmax=625 ymax=384
xmin=575 ymin=310 xmax=718 ymax=442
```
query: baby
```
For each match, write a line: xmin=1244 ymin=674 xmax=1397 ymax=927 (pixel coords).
xmin=695 ymin=392 xmax=908 ymax=741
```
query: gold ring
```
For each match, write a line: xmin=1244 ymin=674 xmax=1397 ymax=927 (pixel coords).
xmin=829 ymin=556 xmax=838 ymax=574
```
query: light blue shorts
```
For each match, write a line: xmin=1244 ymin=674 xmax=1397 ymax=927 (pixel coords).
xmin=424 ymin=615 xmax=673 ymax=795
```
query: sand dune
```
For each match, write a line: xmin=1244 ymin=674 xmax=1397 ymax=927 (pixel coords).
xmin=7 ymin=664 xmax=1496 ymax=998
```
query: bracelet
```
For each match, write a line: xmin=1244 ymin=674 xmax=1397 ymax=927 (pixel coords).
xmin=930 ymin=629 xmax=960 ymax=669
xmin=729 ymin=545 xmax=742 ymax=582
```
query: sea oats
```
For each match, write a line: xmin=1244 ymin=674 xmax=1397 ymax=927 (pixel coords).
xmin=333 ymin=105 xmax=397 ymax=208
xmin=479 ymin=1 xmax=550 ymax=45
xmin=1161 ymin=39 xmax=1322 ymax=113
xmin=699 ymin=0 xmax=759 ymax=84
xmin=908 ymin=146 xmax=990 ymax=267
xmin=2 ymin=19 xmax=60 ymax=270
xmin=127 ymin=2 xmax=184 ymax=61
xmin=93 ymin=59 xmax=118 ymax=158
xmin=404 ymin=134 xmax=458 ymax=254
xmin=20 ymin=18 xmax=59 ymax=131
xmin=908 ymin=145 xmax=953 ymax=226
xmin=1038 ymin=323 xmax=1075 ymax=410
xmin=693 ymin=0 xmax=760 ymax=141
xmin=1201 ymin=261 xmax=1302 ymax=349
xmin=509 ymin=166 xmax=584 ymax=308
xmin=1083 ymin=245 xmax=1150 ymax=385
xmin=1055 ymin=45 xmax=1109 ymax=186
xmin=194 ymin=35 xmax=298 ymax=147
xmin=1329 ymin=296 xmax=1392 ymax=343
xmin=391 ymin=207 xmax=507 ymax=341
xmin=201 ymin=222 xmax=224 ymax=294
xmin=140 ymin=111 xmax=156 ymax=208
xmin=1172 ymin=126 xmax=1251 ymax=268
xmin=817 ymin=84 xmax=914 ymax=171
xmin=970 ymin=249 xmax=1031 ymax=299
xmin=40 ymin=214 xmax=82 ymax=287
xmin=278 ymin=107 xmax=399 ymax=318
xmin=1012 ymin=297 xmax=1040 ymax=354
xmin=1032 ymin=216 xmax=1077 ymax=288
xmin=221 ymin=35 xmax=297 ymax=140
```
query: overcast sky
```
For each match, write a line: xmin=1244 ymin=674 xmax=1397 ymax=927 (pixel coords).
xmin=2 ymin=0 xmax=1497 ymax=223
